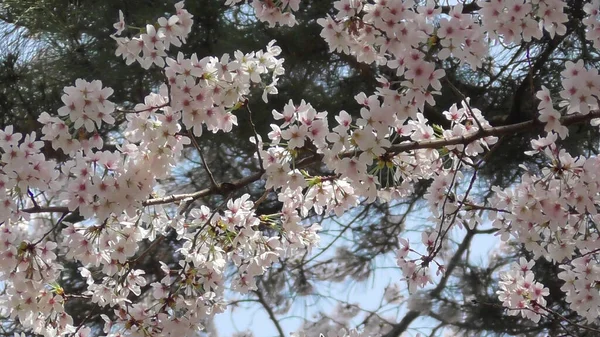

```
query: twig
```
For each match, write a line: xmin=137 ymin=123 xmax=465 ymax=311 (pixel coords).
xmin=382 ymin=222 xmax=477 ymax=337
xmin=27 ymin=189 xmax=39 ymax=209
xmin=251 ymin=189 xmax=270 ymax=210
xmin=128 ymin=235 xmax=165 ymax=265
xmin=115 ymin=102 xmax=169 ymax=114
xmin=72 ymin=306 xmax=97 ymax=336
xmin=444 ymin=78 xmax=484 ymax=131
xmin=253 ymin=288 xmax=285 ymax=337
xmin=33 ymin=212 xmax=69 ymax=245
xmin=191 ymin=195 xmax=231 ymax=251
xmin=188 ymin=130 xmax=219 ymax=189
xmin=534 ymin=302 xmax=600 ymax=335
xmin=246 ymin=103 xmax=265 ymax=172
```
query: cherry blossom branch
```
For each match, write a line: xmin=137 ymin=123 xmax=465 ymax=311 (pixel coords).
xmin=570 ymin=247 xmax=600 ymax=261
xmin=433 ymin=229 xmax=477 ymax=298
xmin=462 ymin=202 xmax=509 ymax=213
xmin=354 ymin=294 xmax=395 ymax=328
xmin=294 ymin=110 xmax=600 ymax=171
xmin=473 ymin=227 xmax=499 ymax=234
xmin=473 ymin=299 xmax=600 ymax=336
xmin=293 ymin=205 xmax=370 ymax=270
xmin=532 ymin=301 xmax=600 ymax=335
xmin=191 ymin=196 xmax=231 ymax=250
xmin=63 ymin=293 xmax=92 ymax=299
xmin=72 ymin=306 xmax=98 ymax=336
xmin=383 ymin=230 xmax=476 ymax=337
xmin=315 ymin=292 xmax=395 ymax=327
xmin=384 ymin=110 xmax=600 ymax=154
xmin=22 ymin=205 xmax=71 ymax=213
xmin=21 ymin=110 xmax=600 ymax=217
xmin=427 ymin=324 xmax=445 ymax=337
xmin=431 ymin=151 xmax=467 ymax=259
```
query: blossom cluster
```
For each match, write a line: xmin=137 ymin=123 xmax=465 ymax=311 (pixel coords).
xmin=224 ymin=0 xmax=301 ymax=27
xmin=584 ymin=0 xmax=600 ymax=49
xmin=478 ymin=0 xmax=568 ymax=43
xmin=497 ymin=258 xmax=549 ymax=323
xmin=318 ymin=0 xmax=490 ymax=71
xmin=112 ymin=2 xmax=193 ymax=68
xmin=316 ymin=1 xmax=453 ymax=115
xmin=39 ymin=79 xmax=113 ymax=155
xmin=0 ymin=127 xmax=58 ymax=223
xmin=559 ymin=60 xmax=600 ymax=116
xmin=489 ymin=134 xmax=600 ymax=321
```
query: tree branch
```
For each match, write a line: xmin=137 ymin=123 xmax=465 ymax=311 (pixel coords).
xmin=253 ymin=288 xmax=285 ymax=337
xmin=505 ymin=30 xmax=571 ymax=124
xmin=440 ymin=2 xmax=480 ymax=15
xmin=21 ymin=110 xmax=600 ymax=215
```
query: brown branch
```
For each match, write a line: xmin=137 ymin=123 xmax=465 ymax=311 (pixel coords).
xmin=384 ymin=110 xmax=600 ymax=154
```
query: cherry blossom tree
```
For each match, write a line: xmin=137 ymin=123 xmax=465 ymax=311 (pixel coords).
xmin=1 ymin=0 xmax=600 ymax=336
